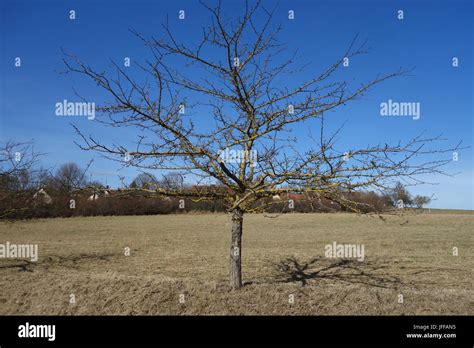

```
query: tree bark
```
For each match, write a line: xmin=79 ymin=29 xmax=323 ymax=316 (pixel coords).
xmin=230 ymin=208 xmax=243 ymax=289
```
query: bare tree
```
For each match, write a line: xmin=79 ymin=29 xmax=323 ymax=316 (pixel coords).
xmin=159 ymin=172 xmax=185 ymax=190
xmin=388 ymin=181 xmax=414 ymax=208
xmin=413 ymin=195 xmax=432 ymax=209
xmin=0 ymin=140 xmax=41 ymax=218
xmin=63 ymin=1 xmax=462 ymax=289
xmin=130 ymin=172 xmax=159 ymax=189
xmin=0 ymin=140 xmax=40 ymax=184
xmin=54 ymin=162 xmax=89 ymax=193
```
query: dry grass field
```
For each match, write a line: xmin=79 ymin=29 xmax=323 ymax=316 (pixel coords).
xmin=0 ymin=211 xmax=472 ymax=315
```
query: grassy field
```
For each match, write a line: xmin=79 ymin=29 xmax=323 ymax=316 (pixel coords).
xmin=0 ymin=212 xmax=472 ymax=315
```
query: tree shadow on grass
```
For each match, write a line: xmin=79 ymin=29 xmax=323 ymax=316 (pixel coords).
xmin=0 ymin=252 xmax=119 ymax=272
xmin=271 ymin=256 xmax=403 ymax=289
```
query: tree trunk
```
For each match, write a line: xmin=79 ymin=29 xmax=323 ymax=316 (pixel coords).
xmin=230 ymin=208 xmax=243 ymax=289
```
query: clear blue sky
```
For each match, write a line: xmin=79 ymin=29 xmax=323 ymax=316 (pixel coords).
xmin=1 ymin=0 xmax=472 ymax=209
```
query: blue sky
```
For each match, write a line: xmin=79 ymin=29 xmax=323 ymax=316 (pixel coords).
xmin=1 ymin=0 xmax=472 ymax=209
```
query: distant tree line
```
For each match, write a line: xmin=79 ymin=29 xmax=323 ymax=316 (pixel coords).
xmin=0 ymin=140 xmax=431 ymax=220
